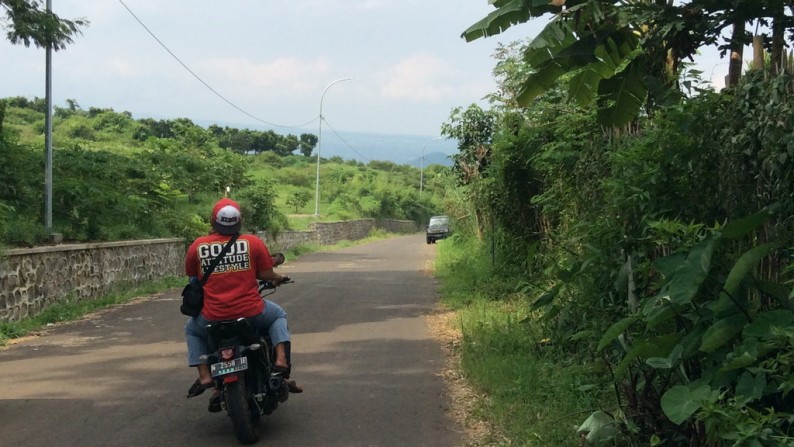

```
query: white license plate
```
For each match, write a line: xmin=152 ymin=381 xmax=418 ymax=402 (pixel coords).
xmin=210 ymin=357 xmax=248 ymax=377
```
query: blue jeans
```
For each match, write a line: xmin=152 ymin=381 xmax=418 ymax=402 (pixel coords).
xmin=185 ymin=300 xmax=290 ymax=367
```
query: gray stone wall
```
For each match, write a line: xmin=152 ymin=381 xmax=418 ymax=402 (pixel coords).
xmin=260 ymin=219 xmax=419 ymax=252
xmin=259 ymin=229 xmax=318 ymax=252
xmin=376 ymin=218 xmax=420 ymax=234
xmin=0 ymin=239 xmax=185 ymax=322
xmin=0 ymin=219 xmax=419 ymax=323
xmin=311 ymin=220 xmax=375 ymax=246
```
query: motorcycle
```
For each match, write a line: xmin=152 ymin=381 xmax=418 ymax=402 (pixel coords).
xmin=198 ymin=254 xmax=292 ymax=444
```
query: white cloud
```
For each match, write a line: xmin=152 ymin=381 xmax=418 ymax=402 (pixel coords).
xmin=0 ymin=0 xmax=507 ymax=135
xmin=291 ymin=0 xmax=398 ymax=11
xmin=380 ymin=53 xmax=456 ymax=102
xmin=56 ymin=0 xmax=118 ymax=22
xmin=105 ymin=58 xmax=147 ymax=78
xmin=361 ymin=0 xmax=393 ymax=10
xmin=198 ymin=57 xmax=330 ymax=94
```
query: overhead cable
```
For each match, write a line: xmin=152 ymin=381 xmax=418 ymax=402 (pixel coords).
xmin=322 ymin=118 xmax=371 ymax=162
xmin=117 ymin=0 xmax=317 ymax=130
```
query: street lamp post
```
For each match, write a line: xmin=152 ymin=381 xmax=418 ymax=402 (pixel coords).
xmin=420 ymin=137 xmax=443 ymax=195
xmin=314 ymin=77 xmax=353 ymax=217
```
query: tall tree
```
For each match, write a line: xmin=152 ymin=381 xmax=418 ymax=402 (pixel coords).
xmin=727 ymin=18 xmax=746 ymax=86
xmin=769 ymin=0 xmax=788 ymax=74
xmin=1 ymin=0 xmax=87 ymax=50
xmin=298 ymin=133 xmax=318 ymax=157
xmin=274 ymin=134 xmax=299 ymax=156
xmin=441 ymin=104 xmax=496 ymax=240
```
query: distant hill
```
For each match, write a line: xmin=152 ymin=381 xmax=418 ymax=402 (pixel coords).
xmin=281 ymin=128 xmax=459 ymax=166
xmin=196 ymin=119 xmax=459 ymax=166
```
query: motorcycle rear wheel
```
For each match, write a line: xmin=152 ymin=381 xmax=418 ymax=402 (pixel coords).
xmin=225 ymin=378 xmax=259 ymax=444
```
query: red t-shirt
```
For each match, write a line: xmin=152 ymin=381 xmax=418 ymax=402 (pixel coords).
xmin=185 ymin=233 xmax=274 ymax=321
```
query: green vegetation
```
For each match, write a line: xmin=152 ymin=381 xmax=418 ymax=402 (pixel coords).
xmin=435 ymin=3 xmax=794 ymax=445
xmin=0 ymin=97 xmax=448 ymax=246
xmin=463 ymin=1 xmax=792 ymax=128
xmin=439 ymin=81 xmax=794 ymax=444
xmin=435 ymin=237 xmax=614 ymax=445
xmin=1 ymin=0 xmax=87 ymax=51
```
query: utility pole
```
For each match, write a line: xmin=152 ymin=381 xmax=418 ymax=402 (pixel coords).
xmin=44 ymin=0 xmax=53 ymax=236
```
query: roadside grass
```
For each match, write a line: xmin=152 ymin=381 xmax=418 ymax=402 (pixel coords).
xmin=434 ymin=238 xmax=612 ymax=446
xmin=0 ymin=276 xmax=183 ymax=345
xmin=456 ymin=299 xmax=610 ymax=446
xmin=0 ymin=228 xmax=406 ymax=346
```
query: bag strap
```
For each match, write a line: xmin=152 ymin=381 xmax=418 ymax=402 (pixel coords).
xmin=199 ymin=233 xmax=240 ymax=285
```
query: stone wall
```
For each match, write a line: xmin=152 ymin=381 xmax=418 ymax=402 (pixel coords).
xmin=0 ymin=219 xmax=419 ymax=323
xmin=0 ymin=239 xmax=185 ymax=322
xmin=375 ymin=218 xmax=421 ymax=235
xmin=259 ymin=229 xmax=317 ymax=252
xmin=260 ymin=219 xmax=419 ymax=252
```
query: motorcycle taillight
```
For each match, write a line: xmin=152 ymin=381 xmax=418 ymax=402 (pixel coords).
xmin=221 ymin=347 xmax=235 ymax=360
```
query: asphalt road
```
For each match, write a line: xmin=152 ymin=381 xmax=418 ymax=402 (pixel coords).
xmin=0 ymin=234 xmax=461 ymax=447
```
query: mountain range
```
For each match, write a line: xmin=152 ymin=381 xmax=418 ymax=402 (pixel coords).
xmin=196 ymin=119 xmax=458 ymax=167
xmin=279 ymin=128 xmax=458 ymax=167
xmin=316 ymin=130 xmax=458 ymax=166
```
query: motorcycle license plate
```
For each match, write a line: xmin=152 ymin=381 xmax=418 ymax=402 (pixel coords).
xmin=210 ymin=357 xmax=248 ymax=377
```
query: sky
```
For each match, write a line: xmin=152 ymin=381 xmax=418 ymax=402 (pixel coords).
xmin=1 ymin=0 xmax=732 ymax=140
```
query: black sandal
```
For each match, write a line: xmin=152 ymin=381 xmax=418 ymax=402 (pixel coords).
xmin=208 ymin=393 xmax=222 ymax=413
xmin=285 ymin=378 xmax=303 ymax=393
xmin=273 ymin=365 xmax=303 ymax=393
xmin=272 ymin=365 xmax=291 ymax=376
xmin=186 ymin=379 xmax=214 ymax=398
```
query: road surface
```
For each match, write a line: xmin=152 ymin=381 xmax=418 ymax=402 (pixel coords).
xmin=0 ymin=234 xmax=461 ymax=447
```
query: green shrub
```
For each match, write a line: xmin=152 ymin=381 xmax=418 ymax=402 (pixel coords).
xmin=236 ymin=180 xmax=287 ymax=235
xmin=4 ymin=219 xmax=47 ymax=246
xmin=0 ymin=201 xmax=10 ymax=241
xmin=60 ymin=116 xmax=96 ymax=140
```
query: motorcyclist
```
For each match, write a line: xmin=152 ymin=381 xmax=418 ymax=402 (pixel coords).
xmin=183 ymin=198 xmax=302 ymax=412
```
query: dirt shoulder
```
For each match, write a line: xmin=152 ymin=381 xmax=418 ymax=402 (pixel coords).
xmin=426 ymin=306 xmax=506 ymax=447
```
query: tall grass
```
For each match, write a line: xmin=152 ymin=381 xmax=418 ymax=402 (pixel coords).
xmin=434 ymin=237 xmax=614 ymax=446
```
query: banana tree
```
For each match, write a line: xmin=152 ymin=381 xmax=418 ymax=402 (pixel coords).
xmin=462 ymin=1 xmax=716 ymax=126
